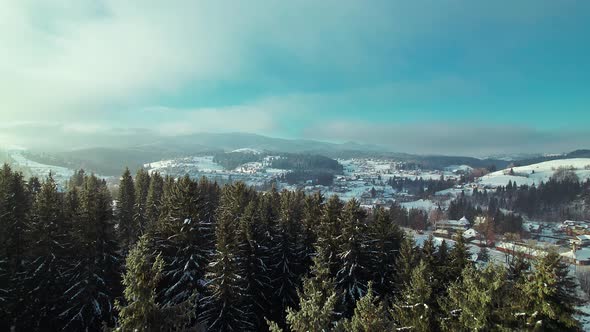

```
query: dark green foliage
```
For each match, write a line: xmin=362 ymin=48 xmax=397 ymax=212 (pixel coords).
xmin=316 ymin=195 xmax=344 ymax=277
xmin=134 ymin=168 xmax=151 ymax=234
xmin=21 ymin=175 xmax=72 ymax=330
xmin=268 ymin=248 xmax=340 ymax=332
xmin=236 ymin=197 xmax=273 ymax=330
xmin=213 ymin=152 xmax=262 ymax=170
xmin=117 ymin=168 xmax=136 ymax=250
xmin=60 ymin=174 xmax=121 ymax=331
xmin=145 ymin=171 xmax=164 ymax=229
xmin=342 ymin=282 xmax=393 ymax=332
xmin=202 ymin=182 xmax=255 ymax=331
xmin=519 ymin=252 xmax=583 ymax=331
xmin=367 ymin=207 xmax=402 ymax=297
xmin=116 ymin=235 xmax=197 ymax=332
xmin=271 ymin=190 xmax=306 ymax=326
xmin=336 ymin=198 xmax=369 ymax=315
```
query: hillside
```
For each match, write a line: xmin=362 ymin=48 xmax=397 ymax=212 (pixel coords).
xmin=478 ymin=158 xmax=590 ymax=187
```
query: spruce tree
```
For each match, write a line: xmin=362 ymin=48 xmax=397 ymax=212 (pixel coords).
xmin=0 ymin=165 xmax=30 ymax=330
xmin=268 ymin=247 xmax=341 ymax=332
xmin=519 ymin=251 xmax=583 ymax=330
xmin=367 ymin=207 xmax=402 ymax=298
xmin=145 ymin=172 xmax=164 ymax=230
xmin=152 ymin=175 xmax=214 ymax=312
xmin=21 ymin=175 xmax=72 ymax=330
xmin=117 ymin=168 xmax=136 ymax=251
xmin=448 ymin=233 xmax=471 ymax=283
xmin=236 ymin=196 xmax=273 ymax=330
xmin=336 ymin=198 xmax=369 ymax=315
xmin=202 ymin=182 xmax=254 ymax=331
xmin=301 ymin=191 xmax=323 ymax=272
xmin=441 ymin=264 xmax=515 ymax=331
xmin=116 ymin=235 xmax=197 ymax=332
xmin=134 ymin=168 xmax=151 ymax=235
xmin=393 ymin=260 xmax=435 ymax=331
xmin=395 ymin=235 xmax=418 ymax=289
xmin=342 ymin=282 xmax=393 ymax=332
xmin=60 ymin=174 xmax=121 ymax=331
xmin=271 ymin=190 xmax=306 ymax=326
xmin=316 ymin=195 xmax=344 ymax=277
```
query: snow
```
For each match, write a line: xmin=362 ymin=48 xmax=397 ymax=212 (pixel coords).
xmin=478 ymin=158 xmax=590 ymax=187
xmin=401 ymin=199 xmax=438 ymax=212
xmin=231 ymin=148 xmax=263 ymax=154
xmin=145 ymin=156 xmax=225 ymax=173
xmin=9 ymin=151 xmax=75 ymax=186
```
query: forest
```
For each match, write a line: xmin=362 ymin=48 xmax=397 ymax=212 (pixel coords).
xmin=0 ymin=164 xmax=586 ymax=331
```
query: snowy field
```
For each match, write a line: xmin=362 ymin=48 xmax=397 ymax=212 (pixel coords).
xmin=9 ymin=151 xmax=75 ymax=184
xmin=478 ymin=158 xmax=590 ymax=187
xmin=145 ymin=156 xmax=226 ymax=173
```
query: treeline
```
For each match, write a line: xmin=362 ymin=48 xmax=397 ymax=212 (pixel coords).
xmin=271 ymin=153 xmax=343 ymax=173
xmin=0 ymin=164 xmax=585 ymax=331
xmin=213 ymin=152 xmax=262 ymax=170
xmin=467 ymin=168 xmax=590 ymax=220
xmin=387 ymin=176 xmax=456 ymax=198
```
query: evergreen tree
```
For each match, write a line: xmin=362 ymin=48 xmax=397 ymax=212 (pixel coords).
xmin=441 ymin=264 xmax=515 ymax=331
xmin=236 ymin=197 xmax=273 ymax=330
xmin=395 ymin=235 xmax=418 ymax=289
xmin=342 ymin=282 xmax=393 ymax=332
xmin=202 ymin=182 xmax=254 ymax=331
xmin=145 ymin=172 xmax=164 ymax=230
xmin=117 ymin=168 xmax=136 ymax=250
xmin=301 ymin=191 xmax=323 ymax=272
xmin=367 ymin=207 xmax=402 ymax=298
xmin=316 ymin=195 xmax=344 ymax=277
xmin=519 ymin=252 xmax=583 ymax=330
xmin=134 ymin=168 xmax=151 ymax=235
xmin=448 ymin=233 xmax=471 ymax=283
xmin=60 ymin=175 xmax=121 ymax=331
xmin=393 ymin=260 xmax=436 ymax=332
xmin=0 ymin=165 xmax=30 ymax=330
xmin=20 ymin=175 xmax=72 ymax=330
xmin=336 ymin=198 xmax=369 ymax=315
xmin=268 ymin=248 xmax=341 ymax=332
xmin=116 ymin=235 xmax=197 ymax=332
xmin=271 ymin=190 xmax=306 ymax=326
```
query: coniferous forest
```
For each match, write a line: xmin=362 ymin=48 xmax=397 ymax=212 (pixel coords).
xmin=0 ymin=164 xmax=586 ymax=331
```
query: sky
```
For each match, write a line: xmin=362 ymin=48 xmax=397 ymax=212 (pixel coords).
xmin=1 ymin=0 xmax=589 ymax=156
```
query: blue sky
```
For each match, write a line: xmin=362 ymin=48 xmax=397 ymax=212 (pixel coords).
xmin=1 ymin=0 xmax=589 ymax=155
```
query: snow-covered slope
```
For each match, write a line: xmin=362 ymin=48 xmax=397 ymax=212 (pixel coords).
xmin=478 ymin=158 xmax=590 ymax=187
xmin=231 ymin=148 xmax=262 ymax=154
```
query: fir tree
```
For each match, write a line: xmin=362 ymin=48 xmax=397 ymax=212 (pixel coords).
xmin=21 ymin=175 xmax=72 ymax=330
xmin=117 ymin=168 xmax=136 ymax=250
xmin=342 ymin=282 xmax=393 ymax=332
xmin=268 ymin=247 xmax=341 ymax=332
xmin=116 ymin=235 xmax=197 ymax=332
xmin=202 ymin=182 xmax=254 ymax=331
xmin=448 ymin=233 xmax=471 ymax=283
xmin=145 ymin=172 xmax=164 ymax=230
xmin=60 ymin=175 xmax=121 ymax=331
xmin=519 ymin=251 xmax=583 ymax=331
xmin=336 ymin=198 xmax=369 ymax=315
xmin=441 ymin=264 xmax=515 ymax=331
xmin=271 ymin=190 xmax=306 ymax=326
xmin=393 ymin=260 xmax=436 ymax=332
xmin=134 ymin=168 xmax=151 ymax=235
xmin=236 ymin=197 xmax=273 ymax=330
xmin=301 ymin=191 xmax=323 ymax=272
xmin=395 ymin=235 xmax=418 ymax=289
xmin=316 ymin=195 xmax=344 ymax=277
xmin=367 ymin=207 xmax=402 ymax=298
